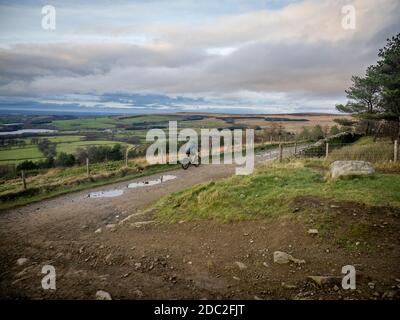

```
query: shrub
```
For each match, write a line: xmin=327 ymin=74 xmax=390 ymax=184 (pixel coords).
xmin=55 ymin=152 xmax=75 ymax=167
xmin=16 ymin=160 xmax=38 ymax=171
xmin=38 ymin=139 xmax=57 ymax=158
xmin=77 ymin=144 xmax=124 ymax=164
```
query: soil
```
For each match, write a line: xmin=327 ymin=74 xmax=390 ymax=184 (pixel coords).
xmin=0 ymin=149 xmax=399 ymax=300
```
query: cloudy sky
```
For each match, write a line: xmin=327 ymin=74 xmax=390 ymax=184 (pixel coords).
xmin=0 ymin=0 xmax=399 ymax=114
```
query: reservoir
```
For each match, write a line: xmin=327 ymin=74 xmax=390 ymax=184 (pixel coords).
xmin=0 ymin=129 xmax=57 ymax=136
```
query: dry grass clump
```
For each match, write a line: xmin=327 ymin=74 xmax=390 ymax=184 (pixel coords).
xmin=327 ymin=140 xmax=395 ymax=164
xmin=374 ymin=161 xmax=400 ymax=173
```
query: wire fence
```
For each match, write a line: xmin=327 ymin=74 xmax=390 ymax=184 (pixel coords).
xmin=294 ymin=140 xmax=399 ymax=163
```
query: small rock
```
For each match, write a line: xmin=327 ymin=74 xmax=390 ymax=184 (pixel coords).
xmin=234 ymin=261 xmax=247 ymax=270
xmin=333 ymin=285 xmax=340 ymax=291
xmin=95 ymin=290 xmax=112 ymax=300
xmin=131 ymin=221 xmax=154 ymax=228
xmin=308 ymin=276 xmax=342 ymax=287
xmin=273 ymin=251 xmax=305 ymax=265
xmin=95 ymin=228 xmax=102 ymax=234
xmin=133 ymin=289 xmax=144 ymax=298
xmin=382 ymin=290 xmax=397 ymax=299
xmin=16 ymin=258 xmax=28 ymax=266
xmin=307 ymin=229 xmax=319 ymax=235
xmin=233 ymin=276 xmax=240 ymax=281
xmin=262 ymin=262 xmax=269 ymax=268
xmin=368 ymin=282 xmax=375 ymax=289
xmin=281 ymin=282 xmax=297 ymax=289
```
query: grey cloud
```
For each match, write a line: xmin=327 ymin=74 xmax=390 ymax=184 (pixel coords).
xmin=0 ymin=35 xmax=393 ymax=98
xmin=0 ymin=0 xmax=399 ymax=113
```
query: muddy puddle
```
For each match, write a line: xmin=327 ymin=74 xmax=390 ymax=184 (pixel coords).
xmin=128 ymin=175 xmax=177 ymax=189
xmin=88 ymin=190 xmax=124 ymax=198
xmin=88 ymin=175 xmax=177 ymax=198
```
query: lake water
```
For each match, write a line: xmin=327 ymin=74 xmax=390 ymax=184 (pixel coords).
xmin=0 ymin=129 xmax=57 ymax=136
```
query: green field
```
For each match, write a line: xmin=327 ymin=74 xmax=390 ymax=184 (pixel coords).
xmin=23 ymin=135 xmax=85 ymax=144
xmin=0 ymin=146 xmax=44 ymax=162
xmin=0 ymin=137 xmax=133 ymax=163
xmin=38 ymin=135 xmax=85 ymax=143
xmin=117 ymin=115 xmax=183 ymax=124
xmin=56 ymin=140 xmax=132 ymax=154
xmin=52 ymin=118 xmax=117 ymax=130
xmin=51 ymin=115 xmax=187 ymax=131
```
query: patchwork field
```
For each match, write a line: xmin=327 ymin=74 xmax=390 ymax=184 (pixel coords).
xmin=48 ymin=113 xmax=344 ymax=133
xmin=0 ymin=113 xmax=346 ymax=165
xmin=0 ymin=145 xmax=45 ymax=162
xmin=56 ymin=140 xmax=132 ymax=154
xmin=0 ymin=136 xmax=132 ymax=164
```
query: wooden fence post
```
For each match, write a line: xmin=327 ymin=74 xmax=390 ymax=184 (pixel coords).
xmin=279 ymin=143 xmax=283 ymax=162
xmin=395 ymin=140 xmax=398 ymax=162
xmin=325 ymin=142 xmax=329 ymax=159
xmin=294 ymin=142 xmax=298 ymax=155
xmin=21 ymin=170 xmax=26 ymax=190
xmin=125 ymin=148 xmax=129 ymax=167
xmin=86 ymin=158 xmax=90 ymax=177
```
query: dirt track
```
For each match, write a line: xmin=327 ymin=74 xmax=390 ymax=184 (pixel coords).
xmin=0 ymin=148 xmax=399 ymax=300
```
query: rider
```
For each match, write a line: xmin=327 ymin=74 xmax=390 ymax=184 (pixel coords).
xmin=185 ymin=141 xmax=199 ymax=162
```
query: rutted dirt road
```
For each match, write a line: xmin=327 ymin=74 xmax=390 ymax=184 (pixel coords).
xmin=0 ymin=147 xmax=399 ymax=300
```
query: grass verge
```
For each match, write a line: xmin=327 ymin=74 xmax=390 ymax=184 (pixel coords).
xmin=155 ymin=159 xmax=400 ymax=223
xmin=0 ymin=163 xmax=180 ymax=211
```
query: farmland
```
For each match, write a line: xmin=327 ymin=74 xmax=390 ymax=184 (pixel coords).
xmin=0 ymin=113 xmax=344 ymax=165
xmin=0 ymin=145 xmax=45 ymax=162
xmin=0 ymin=136 xmax=133 ymax=164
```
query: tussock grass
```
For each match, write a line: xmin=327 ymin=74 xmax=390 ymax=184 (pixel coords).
xmin=374 ymin=161 xmax=400 ymax=173
xmin=155 ymin=159 xmax=400 ymax=223
xmin=325 ymin=136 xmax=400 ymax=173
xmin=327 ymin=137 xmax=395 ymax=164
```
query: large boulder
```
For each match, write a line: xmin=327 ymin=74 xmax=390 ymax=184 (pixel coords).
xmin=330 ymin=161 xmax=374 ymax=179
